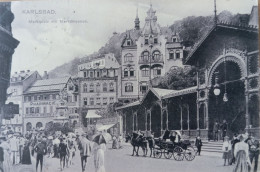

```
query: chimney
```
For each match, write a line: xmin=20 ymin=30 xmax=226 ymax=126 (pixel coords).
xmin=20 ymin=70 xmax=25 ymax=73
xmin=27 ymin=70 xmax=30 ymax=72
xmin=43 ymin=71 xmax=49 ymax=79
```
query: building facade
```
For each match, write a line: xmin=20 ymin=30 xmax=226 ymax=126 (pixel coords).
xmin=78 ymin=53 xmax=119 ymax=118
xmin=22 ymin=77 xmax=79 ymax=133
xmin=2 ymin=70 xmax=41 ymax=133
xmin=119 ymin=4 xmax=184 ymax=103
xmin=0 ymin=2 xmax=19 ymax=125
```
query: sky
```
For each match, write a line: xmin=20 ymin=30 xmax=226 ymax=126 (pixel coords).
xmin=10 ymin=0 xmax=257 ymax=75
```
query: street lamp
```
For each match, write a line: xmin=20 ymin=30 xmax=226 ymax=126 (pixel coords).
xmin=213 ymin=71 xmax=220 ymax=96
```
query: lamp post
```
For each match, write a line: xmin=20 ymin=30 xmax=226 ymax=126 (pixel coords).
xmin=148 ymin=34 xmax=154 ymax=88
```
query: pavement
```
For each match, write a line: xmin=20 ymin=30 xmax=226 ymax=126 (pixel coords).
xmin=12 ymin=141 xmax=237 ymax=172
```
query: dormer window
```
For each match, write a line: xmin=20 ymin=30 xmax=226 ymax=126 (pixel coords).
xmin=127 ymin=40 xmax=131 ymax=46
xmin=154 ymin=38 xmax=158 ymax=44
xmin=172 ymin=37 xmax=177 ymax=42
xmin=145 ymin=38 xmax=148 ymax=45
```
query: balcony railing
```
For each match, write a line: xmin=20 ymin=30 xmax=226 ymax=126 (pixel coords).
xmin=138 ymin=54 xmax=164 ymax=64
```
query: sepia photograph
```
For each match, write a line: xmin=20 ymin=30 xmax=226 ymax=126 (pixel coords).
xmin=0 ymin=0 xmax=259 ymax=172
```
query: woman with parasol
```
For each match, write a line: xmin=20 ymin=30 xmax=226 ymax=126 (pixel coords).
xmin=92 ymin=133 xmax=110 ymax=172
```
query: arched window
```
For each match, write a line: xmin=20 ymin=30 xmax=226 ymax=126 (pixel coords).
xmin=96 ymin=83 xmax=101 ymax=92
xmin=124 ymin=68 xmax=128 ymax=77
xmin=169 ymin=50 xmax=174 ymax=59
xmin=83 ymin=83 xmax=87 ymax=92
xmin=125 ymin=83 xmax=133 ymax=92
xmin=153 ymin=67 xmax=162 ymax=76
xmin=124 ymin=53 xmax=133 ymax=62
xmin=103 ymin=83 xmax=107 ymax=92
xmin=141 ymin=51 xmax=149 ymax=62
xmin=141 ymin=67 xmax=150 ymax=77
xmin=26 ymin=122 xmax=32 ymax=131
xmin=36 ymin=122 xmax=43 ymax=129
xmin=152 ymin=50 xmax=161 ymax=61
xmin=130 ymin=68 xmax=134 ymax=77
xmin=89 ymin=83 xmax=94 ymax=92
xmin=175 ymin=50 xmax=181 ymax=59
xmin=109 ymin=83 xmax=114 ymax=92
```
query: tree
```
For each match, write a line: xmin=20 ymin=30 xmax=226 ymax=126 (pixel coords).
xmin=157 ymin=66 xmax=197 ymax=90
xmin=96 ymin=102 xmax=122 ymax=118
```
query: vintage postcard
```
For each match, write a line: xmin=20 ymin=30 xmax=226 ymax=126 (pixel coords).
xmin=0 ymin=0 xmax=259 ymax=172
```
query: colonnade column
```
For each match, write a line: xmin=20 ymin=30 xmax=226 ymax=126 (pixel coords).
xmin=245 ymin=78 xmax=249 ymax=134
xmin=145 ymin=107 xmax=147 ymax=131
xmin=149 ymin=109 xmax=152 ymax=131
xmin=205 ymin=99 xmax=209 ymax=130
xmin=180 ymin=105 xmax=183 ymax=132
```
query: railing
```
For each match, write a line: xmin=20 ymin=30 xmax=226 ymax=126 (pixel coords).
xmin=25 ymin=113 xmax=55 ymax=118
xmin=138 ymin=54 xmax=164 ymax=64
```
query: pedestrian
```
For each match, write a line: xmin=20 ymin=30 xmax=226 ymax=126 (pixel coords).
xmin=195 ymin=136 xmax=203 ymax=155
xmin=222 ymin=136 xmax=232 ymax=166
xmin=118 ymin=134 xmax=123 ymax=148
xmin=34 ymin=138 xmax=47 ymax=172
xmin=247 ymin=135 xmax=259 ymax=172
xmin=53 ymin=136 xmax=60 ymax=158
xmin=9 ymin=135 xmax=19 ymax=165
xmin=230 ymin=133 xmax=240 ymax=165
xmin=18 ymin=136 xmax=25 ymax=164
xmin=93 ymin=143 xmax=106 ymax=172
xmin=213 ymin=121 xmax=219 ymax=141
xmin=0 ymin=138 xmax=4 ymax=172
xmin=22 ymin=139 xmax=31 ymax=164
xmin=233 ymin=134 xmax=251 ymax=172
xmin=78 ymin=133 xmax=91 ymax=172
xmin=221 ymin=120 xmax=228 ymax=142
xmin=0 ymin=136 xmax=13 ymax=172
xmin=112 ymin=135 xmax=118 ymax=149
xmin=59 ymin=138 xmax=68 ymax=171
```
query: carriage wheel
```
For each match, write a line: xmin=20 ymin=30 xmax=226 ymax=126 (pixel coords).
xmin=184 ymin=146 xmax=196 ymax=161
xmin=153 ymin=149 xmax=162 ymax=159
xmin=164 ymin=149 xmax=173 ymax=159
xmin=173 ymin=146 xmax=184 ymax=161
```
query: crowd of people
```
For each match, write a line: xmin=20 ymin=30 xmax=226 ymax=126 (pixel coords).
xmin=213 ymin=120 xmax=228 ymax=141
xmin=221 ymin=133 xmax=259 ymax=172
xmin=0 ymin=130 xmax=108 ymax=172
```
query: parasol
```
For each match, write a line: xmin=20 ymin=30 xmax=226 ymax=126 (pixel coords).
xmin=48 ymin=136 xmax=53 ymax=140
xmin=175 ymin=131 xmax=182 ymax=136
xmin=92 ymin=133 xmax=111 ymax=145
xmin=68 ymin=132 xmax=76 ymax=138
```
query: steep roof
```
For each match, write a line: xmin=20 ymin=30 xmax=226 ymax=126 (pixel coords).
xmin=10 ymin=71 xmax=37 ymax=83
xmin=249 ymin=6 xmax=258 ymax=27
xmin=24 ymin=77 xmax=70 ymax=94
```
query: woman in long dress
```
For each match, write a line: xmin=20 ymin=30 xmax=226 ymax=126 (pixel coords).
xmin=0 ymin=137 xmax=13 ymax=172
xmin=22 ymin=139 xmax=31 ymax=164
xmin=93 ymin=143 xmax=106 ymax=172
xmin=233 ymin=134 xmax=251 ymax=172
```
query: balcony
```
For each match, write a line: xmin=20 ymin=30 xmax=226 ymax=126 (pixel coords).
xmin=139 ymin=54 xmax=164 ymax=64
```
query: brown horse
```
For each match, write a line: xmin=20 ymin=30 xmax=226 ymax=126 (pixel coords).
xmin=128 ymin=133 xmax=148 ymax=156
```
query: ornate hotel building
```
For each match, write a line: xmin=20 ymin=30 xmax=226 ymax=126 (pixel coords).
xmin=118 ymin=5 xmax=185 ymax=103
xmin=23 ymin=77 xmax=79 ymax=133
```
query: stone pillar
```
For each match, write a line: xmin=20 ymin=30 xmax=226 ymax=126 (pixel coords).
xmin=149 ymin=109 xmax=152 ymax=131
xmin=245 ymin=78 xmax=249 ymax=134
xmin=166 ymin=104 xmax=169 ymax=130
xmin=187 ymin=104 xmax=190 ymax=130
xmin=132 ymin=109 xmax=134 ymax=132
xmin=160 ymin=101 xmax=163 ymax=134
xmin=205 ymin=100 xmax=209 ymax=130
xmin=135 ymin=112 xmax=138 ymax=131
xmin=145 ymin=107 xmax=147 ymax=131
xmin=180 ymin=105 xmax=183 ymax=132
xmin=196 ymin=101 xmax=200 ymax=134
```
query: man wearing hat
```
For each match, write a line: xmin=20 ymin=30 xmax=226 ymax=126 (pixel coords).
xmin=248 ymin=135 xmax=259 ymax=172
xmin=78 ymin=133 xmax=91 ymax=172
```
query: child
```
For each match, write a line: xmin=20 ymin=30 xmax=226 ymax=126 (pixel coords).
xmin=222 ymin=136 xmax=232 ymax=166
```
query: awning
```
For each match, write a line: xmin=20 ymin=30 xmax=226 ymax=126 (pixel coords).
xmin=97 ymin=123 xmax=117 ymax=131
xmin=85 ymin=110 xmax=102 ymax=118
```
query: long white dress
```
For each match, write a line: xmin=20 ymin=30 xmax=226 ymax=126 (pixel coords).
xmin=0 ymin=141 xmax=13 ymax=172
xmin=93 ymin=143 xmax=106 ymax=172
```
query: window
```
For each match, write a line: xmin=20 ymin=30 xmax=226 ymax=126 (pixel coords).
xmin=103 ymin=97 xmax=107 ymax=105
xmin=68 ymin=85 xmax=74 ymax=91
xmin=141 ymin=67 xmax=150 ymax=77
xmin=55 ymin=94 xmax=59 ymax=100
xmin=153 ymin=67 xmax=162 ymax=76
xmin=83 ymin=72 xmax=87 ymax=78
xmin=124 ymin=68 xmax=128 ymax=77
xmin=96 ymin=71 xmax=100 ymax=78
xmin=83 ymin=98 xmax=88 ymax=106
xmin=127 ymin=40 xmax=131 ymax=46
xmin=35 ymin=107 xmax=40 ymax=113
xmin=30 ymin=107 xmax=34 ymax=114
xmin=103 ymin=83 xmax=107 ymax=92
xmin=152 ymin=51 xmax=161 ymax=61
xmin=39 ymin=95 xmax=43 ymax=100
xmin=74 ymin=95 xmax=77 ymax=102
xmin=140 ymin=85 xmax=148 ymax=94
xmin=26 ymin=108 xmax=29 ymax=114
xmin=141 ymin=51 xmax=149 ymax=62
xmin=90 ymin=71 xmax=94 ymax=78
xmin=83 ymin=83 xmax=87 ymax=93
xmin=24 ymin=96 xmax=27 ymax=102
xmin=154 ymin=38 xmax=158 ymax=44
xmin=67 ymin=96 xmax=72 ymax=103
xmin=125 ymin=83 xmax=133 ymax=92
xmin=130 ymin=68 xmax=134 ymax=77
xmin=169 ymin=50 xmax=174 ymax=59
xmin=43 ymin=107 xmax=47 ymax=113
xmin=96 ymin=83 xmax=101 ymax=92
xmin=28 ymin=96 xmax=31 ymax=101
xmin=50 ymin=95 xmax=53 ymax=100
xmin=124 ymin=53 xmax=133 ymax=62
xmin=145 ymin=38 xmax=148 ymax=45
xmin=89 ymin=83 xmax=94 ymax=92
xmin=90 ymin=98 xmax=94 ymax=105
xmin=44 ymin=95 xmax=49 ymax=100
xmin=176 ymin=50 xmax=180 ymax=59
xmin=110 ymin=97 xmax=114 ymax=103
xmin=102 ymin=69 xmax=107 ymax=77
xmin=172 ymin=37 xmax=177 ymax=42
xmin=109 ymin=83 xmax=114 ymax=92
